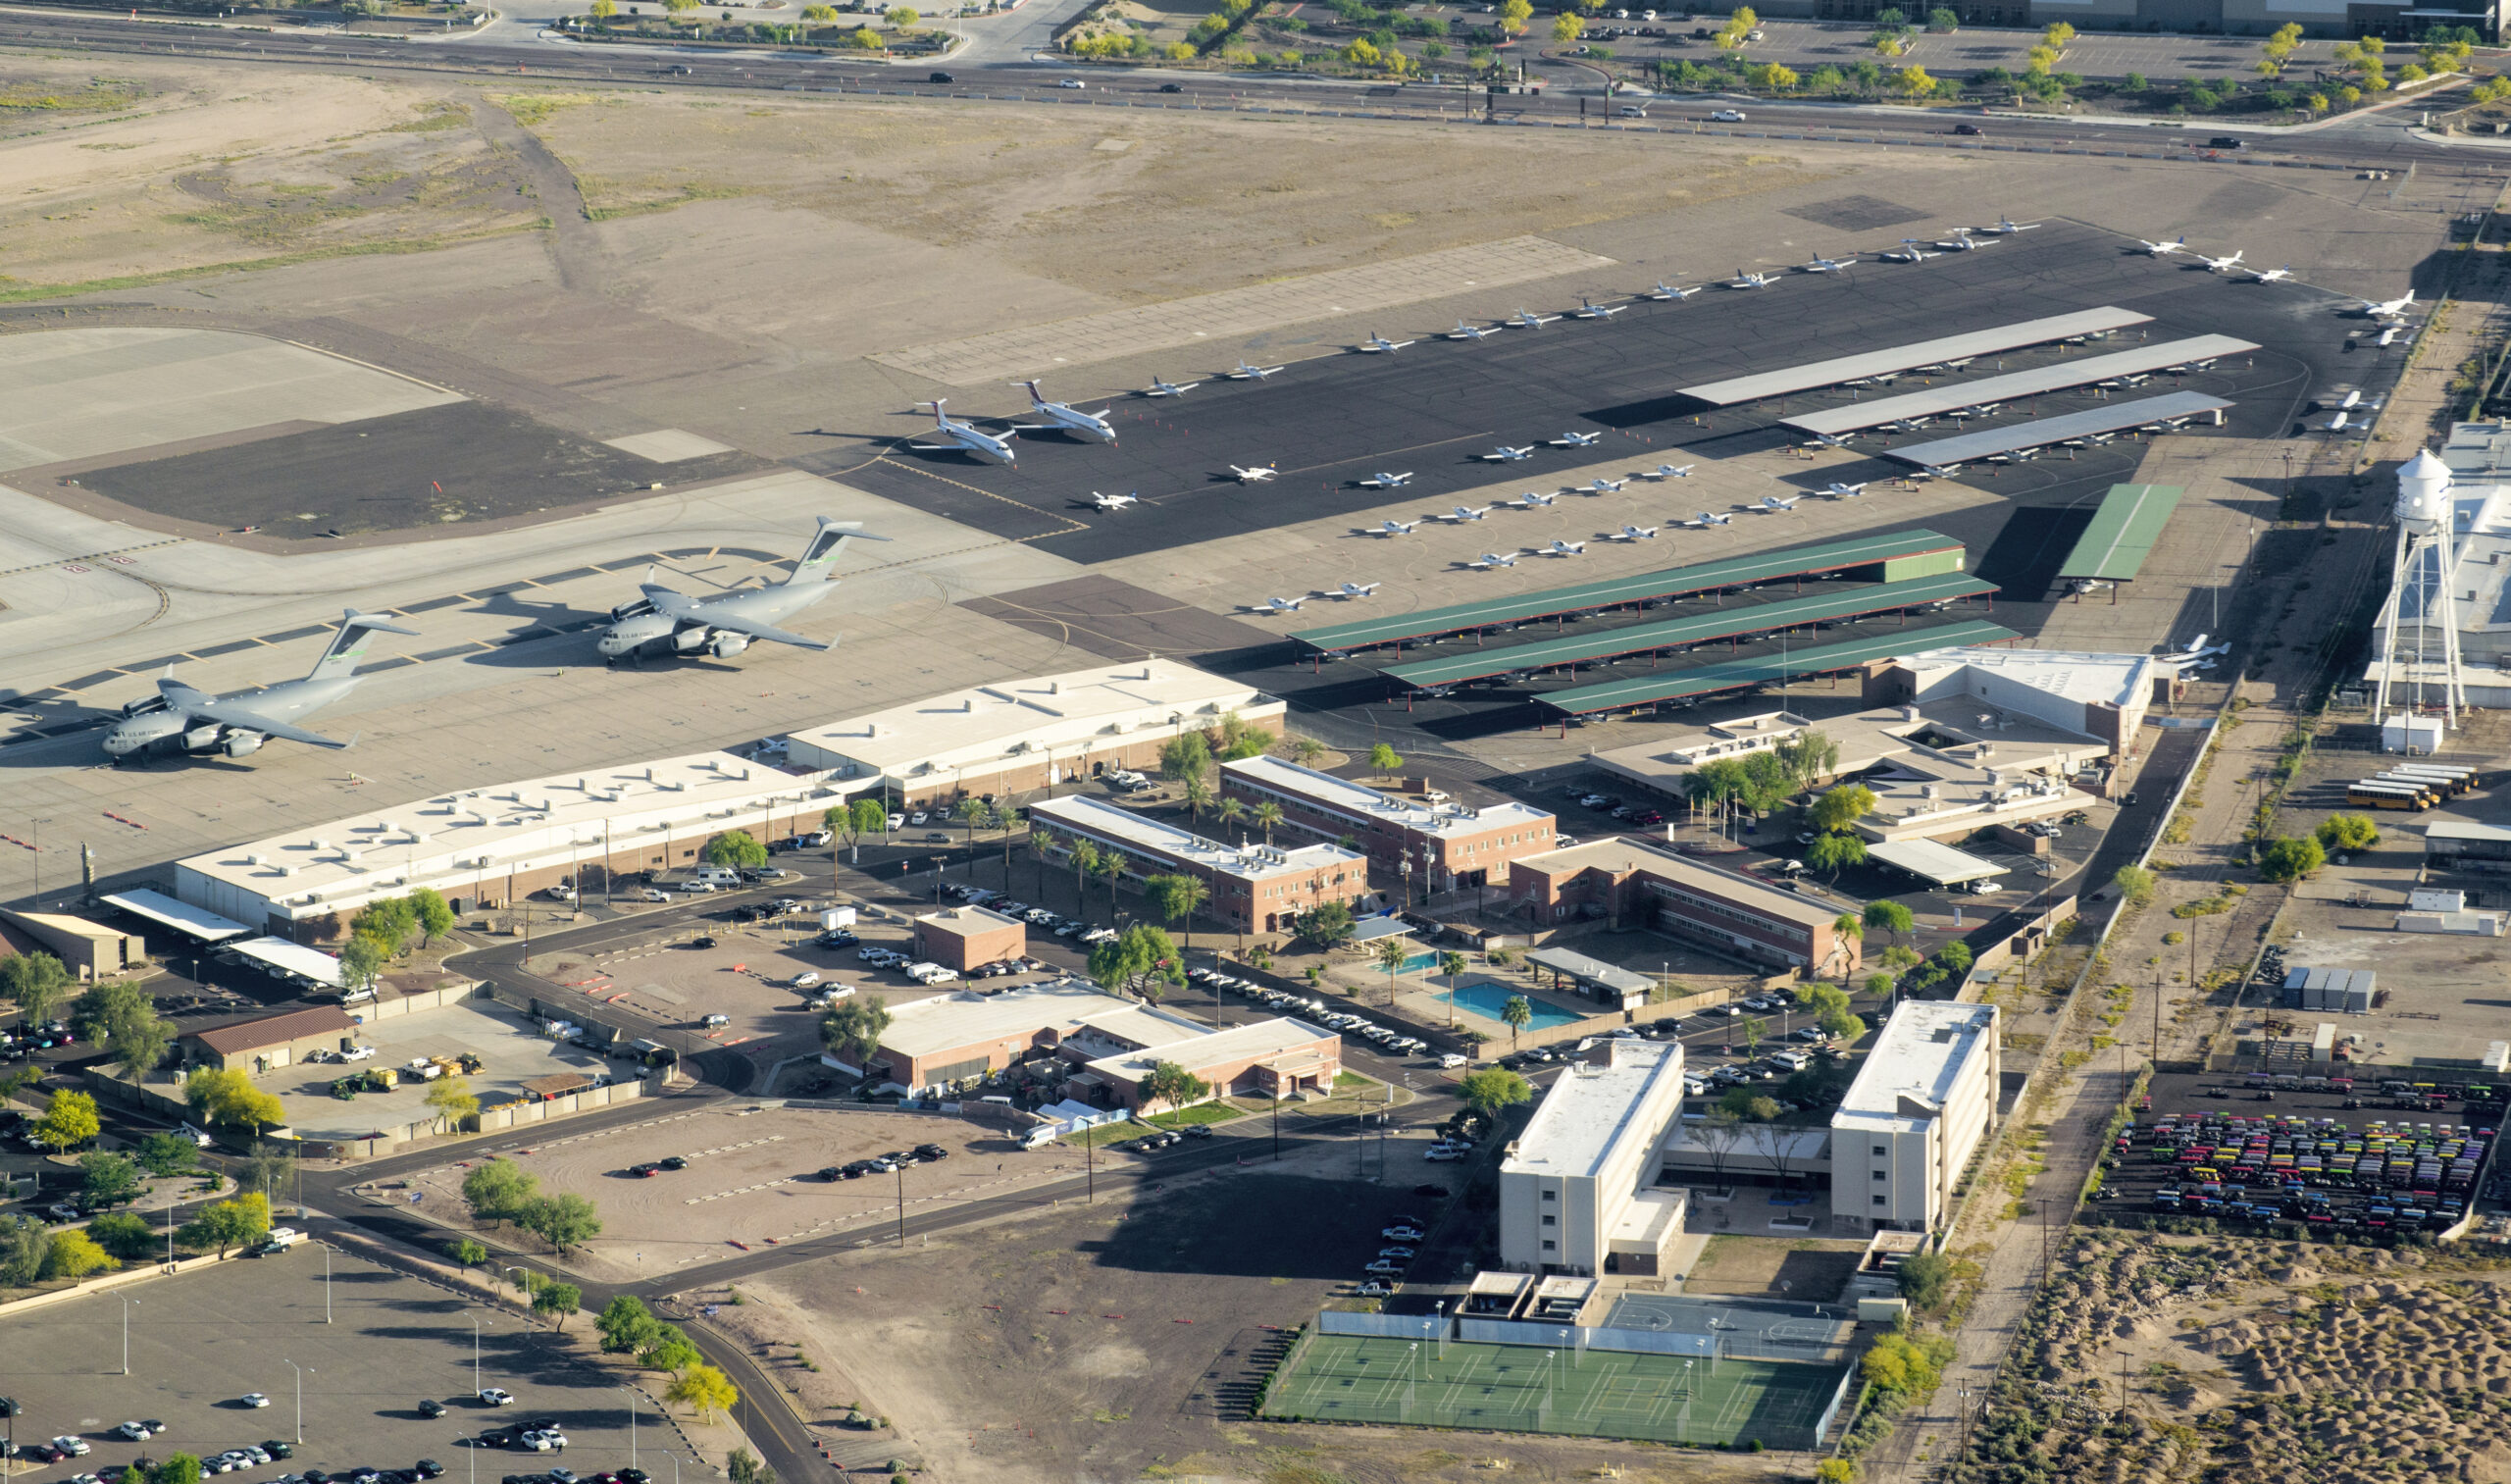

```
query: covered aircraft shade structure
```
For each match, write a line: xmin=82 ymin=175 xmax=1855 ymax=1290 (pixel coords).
xmin=1676 ymin=308 xmax=2153 ymax=406
xmin=1534 ymin=619 xmax=2022 ymax=716
xmin=1382 ymin=574 xmax=1997 ymax=691
xmin=1881 ymin=393 xmax=2231 ymax=469
xmin=1288 ymin=530 xmax=1966 ymax=655
xmin=1778 ymin=335 xmax=2258 ymax=438
xmin=2056 ymin=484 xmax=2186 ymax=601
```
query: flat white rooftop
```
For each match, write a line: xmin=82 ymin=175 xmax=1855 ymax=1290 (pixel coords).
xmin=1898 ymin=645 xmax=2164 ymax=708
xmin=1838 ymin=1001 xmax=1996 ymax=1123
xmin=1884 ymin=392 xmax=2230 ymax=468
xmin=1221 ymin=755 xmax=1554 ymax=839
xmin=877 ymin=978 xmax=1211 ymax=1059
xmin=1516 ymin=837 xmax=1843 ymax=930
xmin=101 ymin=889 xmax=251 ymax=942
xmin=1678 ymin=308 xmax=2154 ymax=406
xmin=783 ymin=659 xmax=1280 ymax=783
xmin=1504 ymin=1040 xmax=1686 ymax=1181
xmin=1868 ymin=838 xmax=2006 ymax=887
xmin=230 ymin=937 xmax=345 ymax=989
xmin=175 ymin=750 xmax=846 ymax=920
xmin=1030 ymin=794 xmax=1364 ymax=884
xmin=1780 ymin=335 xmax=2259 ymax=436
xmin=1082 ymin=1015 xmax=1337 ymax=1086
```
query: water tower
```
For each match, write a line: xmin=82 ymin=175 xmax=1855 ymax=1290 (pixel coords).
xmin=2371 ymin=447 xmax=2468 ymax=737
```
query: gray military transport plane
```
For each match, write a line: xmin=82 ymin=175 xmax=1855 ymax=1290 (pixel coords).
xmin=598 ymin=518 xmax=886 ymax=665
xmin=103 ymin=609 xmax=415 ymax=762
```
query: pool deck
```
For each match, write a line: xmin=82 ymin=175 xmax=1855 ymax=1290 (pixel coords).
xmin=1402 ymin=974 xmax=1602 ymax=1043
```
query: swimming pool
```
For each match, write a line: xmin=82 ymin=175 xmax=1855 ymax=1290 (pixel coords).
xmin=1438 ymin=980 xmax=1588 ymax=1031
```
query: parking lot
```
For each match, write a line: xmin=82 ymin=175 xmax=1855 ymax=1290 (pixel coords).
xmin=0 ymin=1245 xmax=637 ymax=1484
xmin=260 ymin=999 xmax=622 ymax=1146
xmin=391 ymin=1104 xmax=1094 ymax=1282
xmin=2093 ymin=1070 xmax=2502 ymax=1241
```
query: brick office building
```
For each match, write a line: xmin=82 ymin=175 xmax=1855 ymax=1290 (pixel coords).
xmin=1509 ymin=838 xmax=1860 ymax=978
xmin=1218 ymin=755 xmax=1558 ymax=893
xmin=912 ymin=905 xmax=1027 ymax=972
xmin=1027 ymin=795 xmax=1367 ymax=935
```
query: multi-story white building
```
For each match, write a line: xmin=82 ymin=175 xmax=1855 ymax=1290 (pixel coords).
xmin=1498 ymin=1039 xmax=1689 ymax=1277
xmin=1830 ymin=1001 xmax=2001 ymax=1233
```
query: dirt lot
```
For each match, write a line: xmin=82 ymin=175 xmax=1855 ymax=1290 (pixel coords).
xmin=392 ymin=1102 xmax=1088 ymax=1281
xmin=733 ymin=1168 xmax=1801 ymax=1484
xmin=1680 ymin=1233 xmax=1869 ymax=1303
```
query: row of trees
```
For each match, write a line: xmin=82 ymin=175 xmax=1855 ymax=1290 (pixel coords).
xmin=595 ymin=1296 xmax=740 ymax=1421
xmin=2 ymin=959 xmax=179 ymax=1085
xmin=340 ymin=888 xmax=457 ymax=994
xmin=460 ymin=1158 xmax=603 ymax=1254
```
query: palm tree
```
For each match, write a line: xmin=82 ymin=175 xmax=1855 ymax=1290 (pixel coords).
xmin=1438 ymin=950 xmax=1468 ymax=1029
xmin=1374 ymin=938 xmax=1409 ymax=1007
xmin=1031 ymin=826 xmax=1058 ymax=897
xmin=1151 ymin=873 xmax=1210 ymax=953
xmin=1070 ymin=839 xmax=1102 ymax=912
xmin=1182 ymin=774 xmax=1214 ymax=823
xmin=997 ymin=806 xmax=1024 ymax=888
xmin=1291 ymin=736 xmax=1327 ymax=767
xmin=1094 ymin=849 xmax=1127 ymax=920
xmin=1217 ymin=795 xmax=1246 ymax=839
xmin=1253 ymin=800 xmax=1284 ymax=844
xmin=1501 ymin=994 xmax=1533 ymax=1049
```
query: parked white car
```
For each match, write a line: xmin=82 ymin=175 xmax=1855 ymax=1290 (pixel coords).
xmin=1440 ymin=1052 xmax=1469 ymax=1070
xmin=338 ymin=1046 xmax=375 ymax=1062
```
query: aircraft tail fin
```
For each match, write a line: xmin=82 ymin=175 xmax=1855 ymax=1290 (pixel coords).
xmin=783 ymin=517 xmax=892 ymax=586
xmin=307 ymin=609 xmax=419 ymax=682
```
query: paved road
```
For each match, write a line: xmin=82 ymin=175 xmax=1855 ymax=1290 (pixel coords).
xmin=0 ymin=10 xmax=2488 ymax=178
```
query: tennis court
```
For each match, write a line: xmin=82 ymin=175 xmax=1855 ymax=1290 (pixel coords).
xmin=1260 ymin=1331 xmax=1849 ymax=1450
xmin=1602 ymin=1293 xmax=1860 ymax=1366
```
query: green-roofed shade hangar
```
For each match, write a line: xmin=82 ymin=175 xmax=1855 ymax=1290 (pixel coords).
xmin=1288 ymin=530 xmax=1966 ymax=654
xmin=1384 ymin=572 xmax=1996 ymax=691
xmin=1535 ymin=618 xmax=2023 ymax=716
xmin=2056 ymin=484 xmax=2185 ymax=593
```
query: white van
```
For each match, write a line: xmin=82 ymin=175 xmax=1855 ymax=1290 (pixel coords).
xmin=1021 ymin=1126 xmax=1059 ymax=1150
xmin=690 ymin=864 xmax=742 ymax=889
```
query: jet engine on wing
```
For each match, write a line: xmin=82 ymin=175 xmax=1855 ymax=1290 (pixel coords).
xmin=708 ymin=633 xmax=751 ymax=659
xmin=221 ymin=732 xmax=266 ymax=758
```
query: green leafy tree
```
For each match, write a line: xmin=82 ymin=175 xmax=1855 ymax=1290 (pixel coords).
xmin=461 ymin=1157 xmax=540 ymax=1227
xmin=1139 ymin=1060 xmax=1211 ymax=1111
xmin=1925 ymin=6 xmax=1955 ymax=27
xmin=179 ymin=1193 xmax=270 ymax=1256
xmin=727 ymin=1450 xmax=776 ymax=1484
xmin=2112 ymin=863 xmax=2157 ymax=907
xmin=80 ymin=1151 xmax=143 ymax=1208
xmin=534 ymin=1281 xmax=583 ymax=1330
xmin=889 ymin=4 xmax=919 ymax=25
xmin=1501 ymin=994 xmax=1533 ymax=1049
xmin=0 ymin=1214 xmax=48 ymax=1285
xmin=42 ymin=1226 xmax=114 ymax=1283
xmin=1808 ymin=784 xmax=1875 ymax=834
xmin=641 ymin=1324 xmax=703 ymax=1373
xmin=702 ymin=829 xmax=768 ymax=869
xmin=821 ymin=994 xmax=893 ymax=1069
xmin=599 ymin=1295 xmax=667 ymax=1354
xmin=2315 ymin=813 xmax=2380 ymax=852
xmin=239 ymin=1143 xmax=295 ymax=1203
xmin=353 ymin=896 xmax=419 ymax=957
xmin=88 ymin=1211 xmax=157 ymax=1260
xmin=1551 ymin=10 xmax=1581 ymax=41
xmin=1090 ymin=925 xmax=1185 ymax=1002
xmin=1293 ymin=899 xmax=1357 ymax=948
xmin=453 ymin=1237 xmax=489 ymax=1271
xmin=1497 ymin=0 xmax=1529 ymax=31
xmin=589 ymin=0 xmax=618 ymax=17
xmin=2258 ymin=835 xmax=2326 ymax=883
xmin=1801 ymin=983 xmax=1866 ymax=1040
xmin=1863 ymin=899 xmax=1915 ymax=948
xmin=340 ymin=936 xmax=389 ymax=997
xmin=426 ymin=1076 xmax=480 ymax=1131
xmin=32 ymin=1089 xmax=101 ymax=1151
xmin=155 ymin=1458 xmax=205 ymax=1484
xmin=667 ymin=1362 xmax=739 ymax=1422
xmin=1367 ymin=742 xmax=1403 ymax=778
xmin=133 ymin=1132 xmax=201 ymax=1178
xmin=0 ymin=951 xmax=72 ymax=1027
xmin=519 ymin=1193 xmax=601 ymax=1254
xmin=1806 ymin=832 xmax=1867 ymax=882
xmin=185 ymin=1069 xmax=283 ymax=1133
xmin=1460 ymin=1066 xmax=1531 ymax=1118
xmin=1718 ymin=1087 xmax=1781 ymax=1121
xmin=410 ymin=888 xmax=456 ymax=947
xmin=800 ymin=2 xmax=833 ymax=16
xmin=77 ymin=980 xmax=176 ymax=1082
xmin=1146 ymin=873 xmax=1210 ymax=951
xmin=1159 ymin=731 xmax=1213 ymax=786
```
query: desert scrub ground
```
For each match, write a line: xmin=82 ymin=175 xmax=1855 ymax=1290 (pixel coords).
xmin=1957 ymin=1229 xmax=2511 ymax=1484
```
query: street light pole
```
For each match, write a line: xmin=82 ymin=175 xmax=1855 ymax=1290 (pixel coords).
xmin=470 ymin=1315 xmax=482 ymax=1398
xmin=324 ymin=1244 xmax=333 ymax=1324
xmin=119 ymin=1295 xmax=136 ymax=1375
xmin=283 ymin=1358 xmax=305 ymax=1445
xmin=619 ymin=1388 xmax=637 ymax=1469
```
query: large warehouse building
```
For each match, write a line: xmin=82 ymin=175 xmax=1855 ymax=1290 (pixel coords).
xmin=1218 ymin=755 xmax=1558 ymax=893
xmin=1508 ymin=838 xmax=1860 ymax=978
xmin=174 ymin=750 xmax=859 ymax=936
xmin=1498 ymin=1039 xmax=1690 ymax=1277
xmin=782 ymin=659 xmax=1284 ymax=805
xmin=1830 ymin=1001 xmax=2001 ymax=1234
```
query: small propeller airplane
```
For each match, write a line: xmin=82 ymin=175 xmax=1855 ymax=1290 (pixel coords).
xmin=910 ymin=400 xmax=1017 ymax=464
xmin=1879 ymin=243 xmax=1939 ymax=263
xmin=1579 ymin=477 xmax=1629 ymax=494
xmin=1358 ymin=332 xmax=1414 ymax=353
xmin=1256 ymin=595 xmax=1309 ymax=613
xmin=1467 ymin=551 xmax=1522 ymax=569
xmin=1228 ymin=359 xmax=1286 ymax=380
xmin=1337 ymin=582 xmax=1381 ymax=599
xmin=1447 ymin=320 xmax=1505 ymax=340
xmin=1570 ymin=296 xmax=1627 ymax=320
xmin=1798 ymin=253 xmax=1856 ymax=273
xmin=1506 ymin=490 xmax=1559 ymax=509
xmin=1911 ymin=463 xmax=1964 ymax=482
xmin=1227 ymin=463 xmax=1280 ymax=484
xmin=1647 ymin=281 xmax=1703 ymax=300
xmin=1975 ymin=217 xmax=2041 ymax=235
xmin=1436 ymin=505 xmax=1492 ymax=523
xmin=2134 ymin=234 xmax=2187 ymax=257
xmin=1014 ymin=381 xmax=1115 ymax=442
xmin=1375 ymin=518 xmax=1421 ymax=536
xmin=1608 ymin=524 xmax=1659 ymax=540
xmin=1358 ymin=472 xmax=1415 ymax=489
xmin=1725 ymin=269 xmax=1772 ymax=289
xmin=1507 ymin=308 xmax=1560 ymax=329
xmin=1643 ymin=464 xmax=1695 ymax=481
xmin=2245 ymin=264 xmax=2293 ymax=283
xmin=1931 ymin=230 xmax=1993 ymax=252
xmin=1759 ymin=493 xmax=1804 ymax=512
xmin=2199 ymin=249 xmax=2246 ymax=274
xmin=1551 ymin=431 xmax=1603 ymax=448
xmin=1482 ymin=444 xmax=1537 ymax=462
xmin=1144 ymin=375 xmax=1200 ymax=396
xmin=1544 ymin=538 xmax=1587 ymax=557
xmin=1683 ymin=511 xmax=1733 ymax=527
xmin=2355 ymin=289 xmax=2417 ymax=318
xmin=1090 ymin=490 xmax=1139 ymax=511
xmin=1824 ymin=482 xmax=1868 ymax=499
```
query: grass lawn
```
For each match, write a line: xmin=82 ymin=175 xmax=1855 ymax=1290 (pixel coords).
xmin=1062 ymin=1121 xmax=1144 ymax=1149
xmin=1335 ymin=1071 xmax=1374 ymax=1092
xmin=1148 ymin=1102 xmax=1245 ymax=1128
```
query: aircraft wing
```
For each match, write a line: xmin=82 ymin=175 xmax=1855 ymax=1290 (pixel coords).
xmin=187 ymin=699 xmax=354 ymax=749
xmin=692 ymin=610 xmax=834 ymax=651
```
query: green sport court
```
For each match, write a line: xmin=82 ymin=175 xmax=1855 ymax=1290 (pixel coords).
xmin=1259 ymin=1331 xmax=1848 ymax=1450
